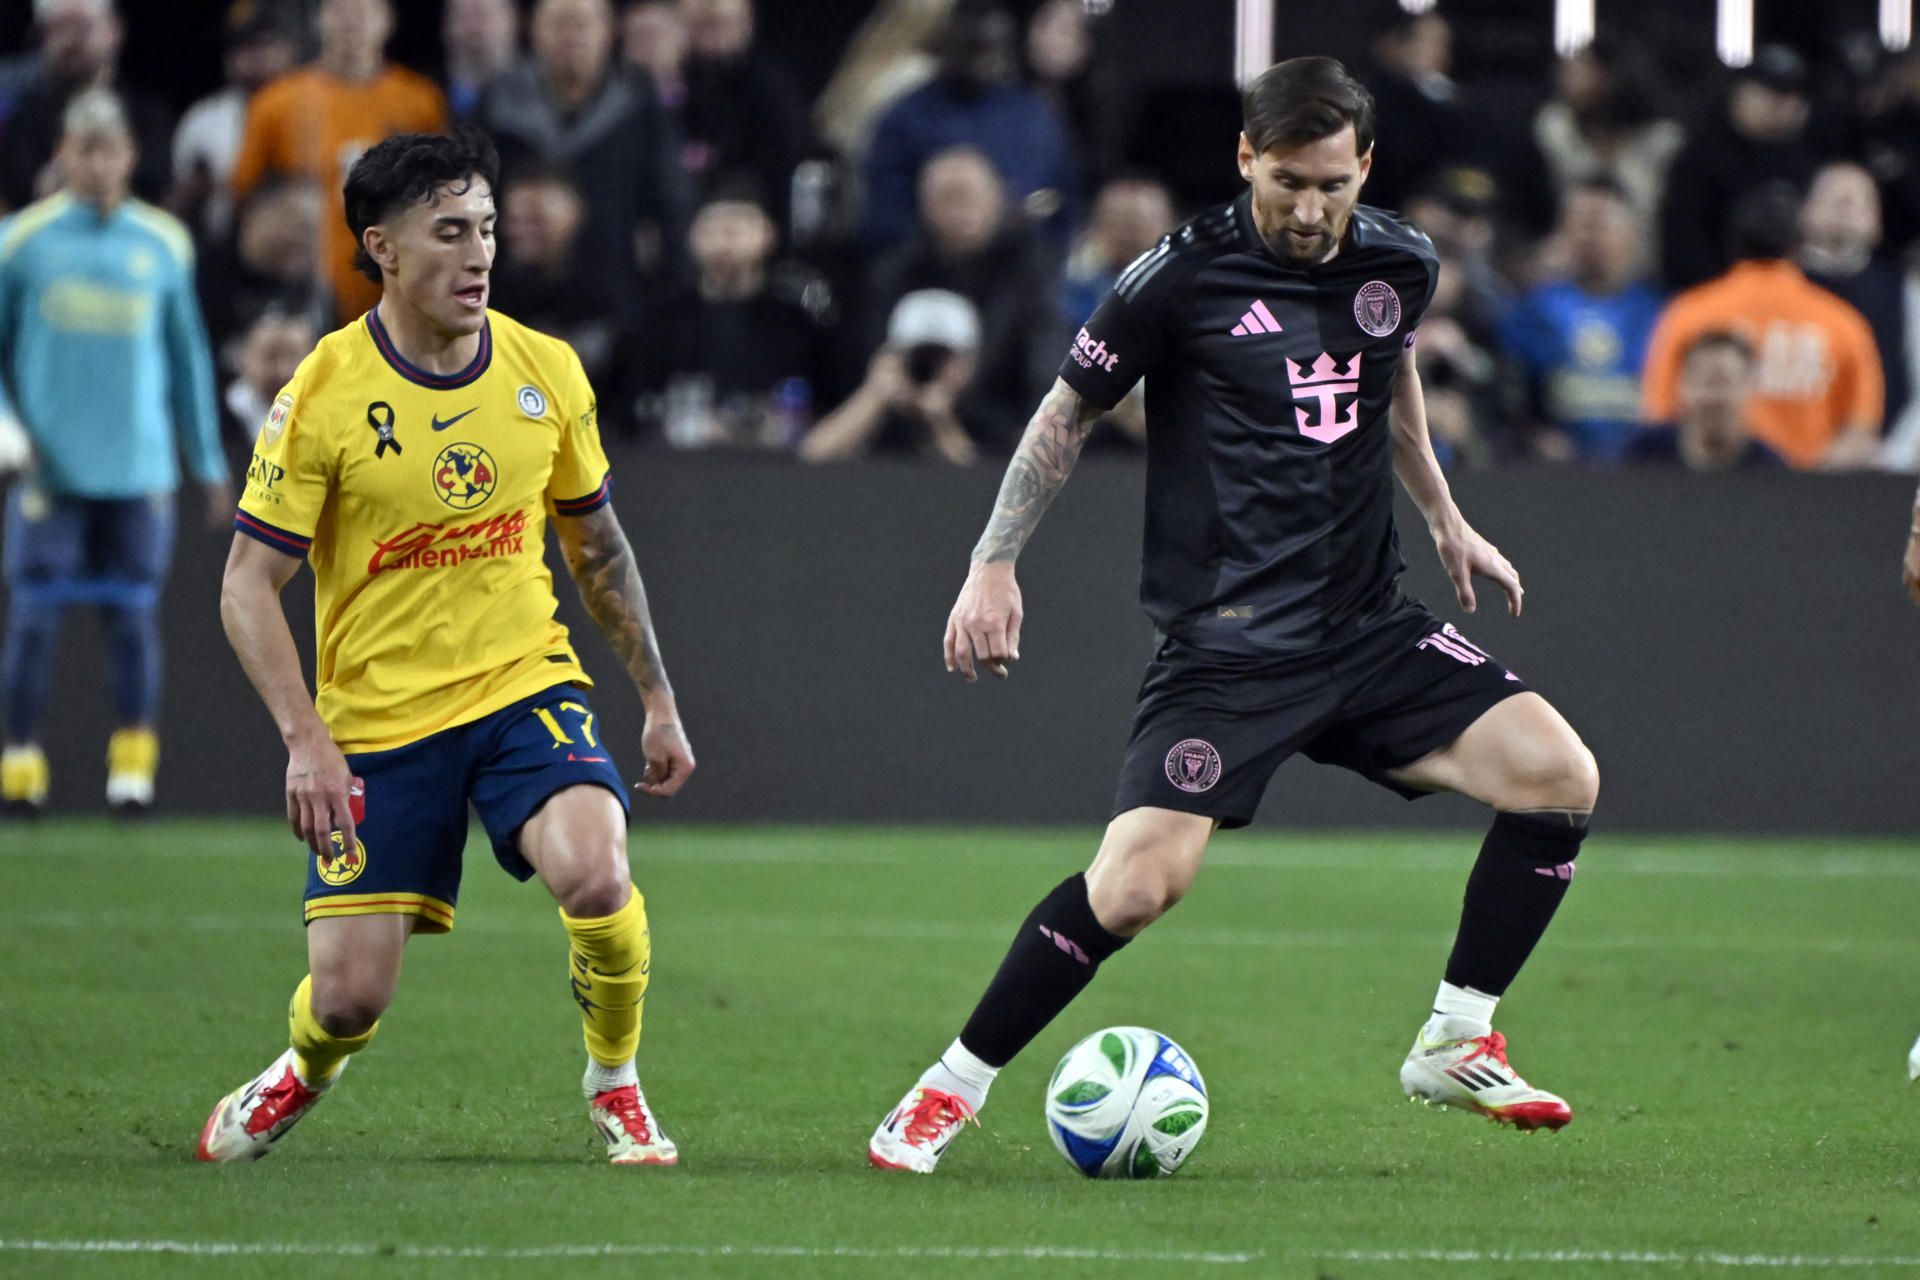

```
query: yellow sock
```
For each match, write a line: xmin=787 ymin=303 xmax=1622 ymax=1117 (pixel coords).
xmin=1 ymin=746 xmax=48 ymax=804
xmin=106 ymin=727 xmax=158 ymax=779
xmin=559 ymin=888 xmax=650 ymax=1067
xmin=288 ymin=974 xmax=377 ymax=1084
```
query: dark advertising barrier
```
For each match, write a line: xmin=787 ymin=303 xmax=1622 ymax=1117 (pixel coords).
xmin=5 ymin=458 xmax=1919 ymax=833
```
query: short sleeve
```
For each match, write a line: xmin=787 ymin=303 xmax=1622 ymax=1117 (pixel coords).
xmin=1057 ymin=285 xmax=1165 ymax=412
xmin=547 ymin=350 xmax=611 ymax=516
xmin=234 ymin=374 xmax=330 ymax=557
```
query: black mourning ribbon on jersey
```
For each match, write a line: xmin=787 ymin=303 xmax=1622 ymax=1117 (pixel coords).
xmin=367 ymin=401 xmax=401 ymax=458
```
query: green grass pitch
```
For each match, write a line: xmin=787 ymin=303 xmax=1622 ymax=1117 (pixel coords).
xmin=2 ymin=820 xmax=1918 ymax=1278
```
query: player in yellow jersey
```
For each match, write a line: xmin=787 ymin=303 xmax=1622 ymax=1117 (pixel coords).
xmin=194 ymin=127 xmax=694 ymax=1166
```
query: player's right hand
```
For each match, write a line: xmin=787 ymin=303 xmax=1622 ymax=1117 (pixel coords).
xmin=945 ymin=561 xmax=1022 ymax=682
xmin=285 ymin=725 xmax=357 ymax=858
xmin=1903 ymin=530 xmax=1920 ymax=605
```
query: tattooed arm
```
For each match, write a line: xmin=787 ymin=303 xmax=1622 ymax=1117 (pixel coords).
xmin=556 ymin=504 xmax=695 ymax=797
xmin=945 ymin=377 xmax=1107 ymax=681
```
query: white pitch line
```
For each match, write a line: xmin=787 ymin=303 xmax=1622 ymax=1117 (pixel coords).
xmin=0 ymin=1238 xmax=1261 ymax=1265
xmin=0 ymin=909 xmax=1912 ymax=957
xmin=6 ymin=1240 xmax=1917 ymax=1270
xmin=1325 ymin=1248 xmax=1920 ymax=1269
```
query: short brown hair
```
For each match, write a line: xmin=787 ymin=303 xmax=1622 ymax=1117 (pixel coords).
xmin=1684 ymin=329 xmax=1755 ymax=366
xmin=1241 ymin=56 xmax=1375 ymax=158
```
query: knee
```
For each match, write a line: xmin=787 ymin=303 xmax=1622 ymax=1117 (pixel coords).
xmin=5 ymin=596 xmax=59 ymax=642
xmin=558 ymin=847 xmax=633 ymax=919
xmin=1506 ymin=737 xmax=1600 ymax=812
xmin=1087 ymin=846 xmax=1195 ymax=936
xmin=308 ymin=980 xmax=387 ymax=1038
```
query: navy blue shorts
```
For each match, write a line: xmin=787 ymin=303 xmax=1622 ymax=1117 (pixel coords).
xmin=1112 ymin=597 xmax=1529 ymax=829
xmin=303 ymin=685 xmax=630 ymax=933
xmin=2 ymin=486 xmax=175 ymax=608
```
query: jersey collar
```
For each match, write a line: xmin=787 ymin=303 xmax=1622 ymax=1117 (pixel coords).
xmin=366 ymin=306 xmax=493 ymax=390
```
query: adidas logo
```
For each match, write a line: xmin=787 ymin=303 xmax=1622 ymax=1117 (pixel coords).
xmin=1445 ymin=1064 xmax=1514 ymax=1092
xmin=1230 ymin=299 xmax=1283 ymax=336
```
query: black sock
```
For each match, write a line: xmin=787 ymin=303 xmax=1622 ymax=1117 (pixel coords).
xmin=1444 ymin=810 xmax=1589 ymax=997
xmin=958 ymin=873 xmax=1131 ymax=1068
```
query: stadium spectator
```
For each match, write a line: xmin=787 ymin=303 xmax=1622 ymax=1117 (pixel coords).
xmin=1842 ymin=44 xmax=1920 ymax=252
xmin=221 ymin=304 xmax=315 ymax=460
xmin=1418 ymin=249 xmax=1501 ymax=468
xmin=1501 ymin=178 xmax=1664 ymax=462
xmin=1024 ymin=0 xmax=1121 ymax=192
xmin=1 ymin=0 xmax=172 ymax=210
xmin=1060 ymin=173 xmax=1173 ymax=328
xmin=1659 ymin=45 xmax=1816 ymax=290
xmin=442 ymin=0 xmax=521 ymax=120
xmin=864 ymin=145 xmax=1057 ymax=451
xmin=1642 ymin=185 xmax=1884 ymax=470
xmin=482 ymin=0 xmax=693 ymax=324
xmin=1361 ymin=8 xmax=1467 ymax=214
xmin=647 ymin=181 xmax=833 ymax=450
xmin=799 ymin=288 xmax=982 ymax=463
xmin=1626 ymin=330 xmax=1782 ymax=469
xmin=168 ymin=2 xmax=297 ymax=242
xmin=0 ymin=89 xmax=226 ymax=817
xmin=197 ymin=178 xmax=327 ymax=351
xmin=676 ymin=0 xmax=809 ymax=229
xmin=1526 ymin=39 xmax=1681 ymax=242
xmin=230 ymin=0 xmax=446 ymax=324
xmin=1403 ymin=169 xmax=1508 ymax=350
xmin=1799 ymin=160 xmax=1910 ymax=426
xmin=861 ymin=0 xmax=1071 ymax=250
xmin=621 ymin=0 xmax=688 ymax=109
xmin=490 ymin=167 xmax=632 ymax=425
xmin=814 ymin=0 xmax=950 ymax=164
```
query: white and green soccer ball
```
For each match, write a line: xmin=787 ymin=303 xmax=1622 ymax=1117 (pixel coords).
xmin=1044 ymin=1026 xmax=1208 ymax=1179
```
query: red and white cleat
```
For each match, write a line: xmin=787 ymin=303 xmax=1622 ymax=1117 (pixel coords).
xmin=1400 ymin=1029 xmax=1572 ymax=1131
xmin=589 ymin=1085 xmax=678 ymax=1166
xmin=868 ymin=1085 xmax=978 ymax=1173
xmin=195 ymin=1048 xmax=333 ymax=1162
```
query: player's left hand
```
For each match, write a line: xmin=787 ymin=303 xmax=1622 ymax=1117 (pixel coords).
xmin=1432 ymin=517 xmax=1523 ymax=617
xmin=1903 ymin=530 xmax=1920 ymax=605
xmin=636 ymin=716 xmax=695 ymax=798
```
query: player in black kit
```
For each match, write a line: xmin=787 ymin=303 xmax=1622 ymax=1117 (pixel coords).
xmin=868 ymin=57 xmax=1599 ymax=1174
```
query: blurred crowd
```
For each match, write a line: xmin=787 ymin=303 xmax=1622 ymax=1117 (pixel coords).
xmin=8 ymin=0 xmax=1920 ymax=472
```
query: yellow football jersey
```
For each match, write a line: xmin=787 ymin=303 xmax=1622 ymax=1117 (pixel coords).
xmin=236 ymin=308 xmax=612 ymax=753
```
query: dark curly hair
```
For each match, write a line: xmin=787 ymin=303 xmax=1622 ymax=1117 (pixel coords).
xmin=343 ymin=124 xmax=501 ymax=283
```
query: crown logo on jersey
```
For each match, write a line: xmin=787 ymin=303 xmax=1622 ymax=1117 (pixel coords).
xmin=1229 ymin=299 xmax=1283 ymax=336
xmin=1287 ymin=351 xmax=1363 ymax=444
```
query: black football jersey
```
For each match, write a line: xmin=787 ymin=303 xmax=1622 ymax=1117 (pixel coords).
xmin=1058 ymin=192 xmax=1440 ymax=656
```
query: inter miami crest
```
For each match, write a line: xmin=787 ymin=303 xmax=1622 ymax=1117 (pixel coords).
xmin=1164 ymin=738 xmax=1223 ymax=793
xmin=367 ymin=402 xmax=401 ymax=458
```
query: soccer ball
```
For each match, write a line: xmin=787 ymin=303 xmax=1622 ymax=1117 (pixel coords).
xmin=1044 ymin=1026 xmax=1208 ymax=1179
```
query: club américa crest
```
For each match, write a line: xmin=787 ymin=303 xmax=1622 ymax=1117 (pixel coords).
xmin=433 ymin=441 xmax=498 ymax=510
xmin=1354 ymin=280 xmax=1402 ymax=338
xmin=317 ymin=831 xmax=369 ymax=886
xmin=1165 ymin=739 xmax=1223 ymax=793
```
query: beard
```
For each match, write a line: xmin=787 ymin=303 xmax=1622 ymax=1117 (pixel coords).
xmin=1252 ymin=197 xmax=1344 ymax=265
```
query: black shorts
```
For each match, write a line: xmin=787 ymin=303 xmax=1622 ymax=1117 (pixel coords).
xmin=1113 ymin=597 xmax=1529 ymax=828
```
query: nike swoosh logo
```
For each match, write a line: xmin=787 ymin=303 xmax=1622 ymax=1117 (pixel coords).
xmin=431 ymin=407 xmax=477 ymax=432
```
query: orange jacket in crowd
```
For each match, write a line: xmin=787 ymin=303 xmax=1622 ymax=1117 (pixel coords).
xmin=231 ymin=64 xmax=447 ymax=324
xmin=1640 ymin=260 xmax=1883 ymax=469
